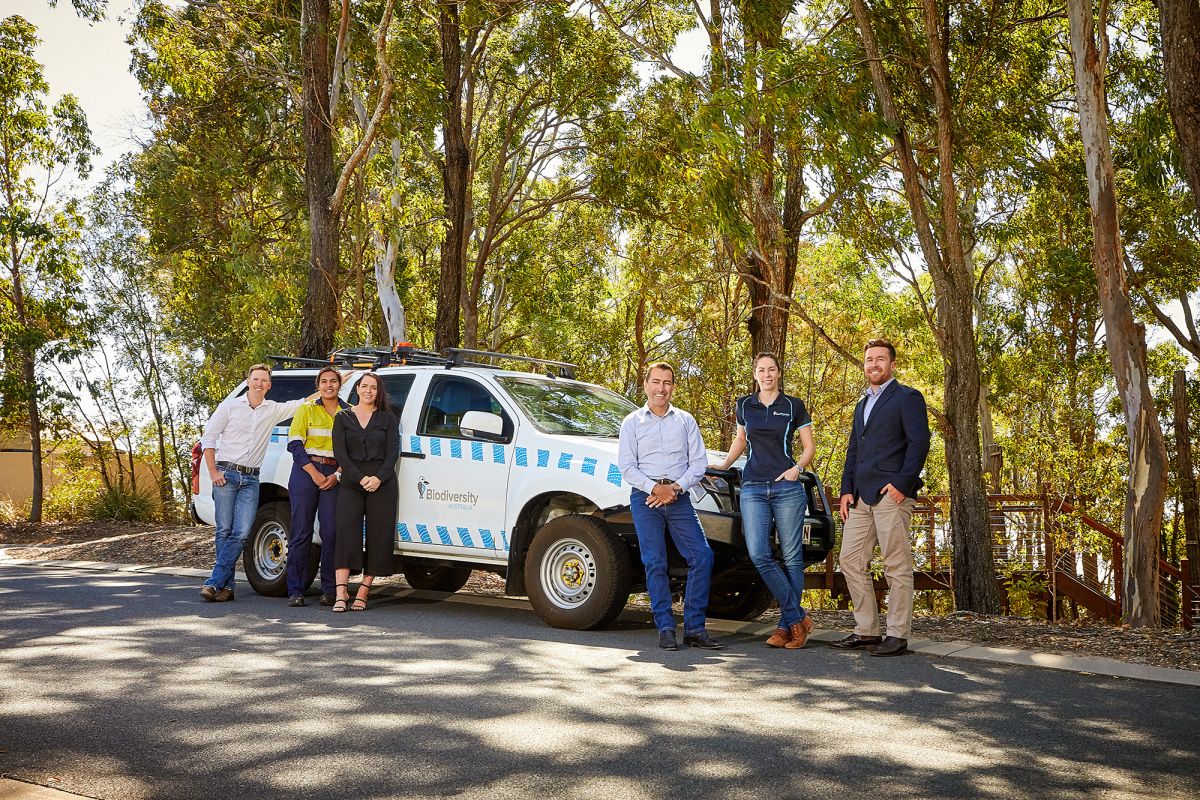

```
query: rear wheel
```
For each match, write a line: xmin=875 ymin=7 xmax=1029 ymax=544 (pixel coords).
xmin=526 ymin=514 xmax=631 ymax=630
xmin=399 ymin=558 xmax=473 ymax=592
xmin=243 ymin=502 xmax=317 ymax=596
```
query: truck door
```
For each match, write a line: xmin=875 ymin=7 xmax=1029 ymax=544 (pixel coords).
xmin=395 ymin=374 xmax=514 ymax=561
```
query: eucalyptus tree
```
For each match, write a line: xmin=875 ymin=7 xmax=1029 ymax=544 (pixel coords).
xmin=130 ymin=0 xmax=312 ymax=404
xmin=1103 ymin=1 xmax=1200 ymax=360
xmin=1157 ymin=0 xmax=1200 ymax=216
xmin=1067 ymin=0 xmax=1169 ymax=627
xmin=843 ymin=0 xmax=1066 ymax=612
xmin=590 ymin=1 xmax=874 ymax=364
xmin=0 ymin=15 xmax=96 ymax=521
xmin=298 ymin=0 xmax=397 ymax=358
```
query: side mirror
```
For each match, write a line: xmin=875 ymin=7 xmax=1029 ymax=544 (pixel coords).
xmin=461 ymin=410 xmax=504 ymax=440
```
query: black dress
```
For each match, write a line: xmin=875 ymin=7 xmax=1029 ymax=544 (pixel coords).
xmin=332 ymin=407 xmax=400 ymax=576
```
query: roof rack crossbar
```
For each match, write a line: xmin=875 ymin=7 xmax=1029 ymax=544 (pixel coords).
xmin=268 ymin=355 xmax=334 ymax=369
xmin=445 ymin=348 xmax=577 ymax=379
xmin=268 ymin=346 xmax=576 ymax=378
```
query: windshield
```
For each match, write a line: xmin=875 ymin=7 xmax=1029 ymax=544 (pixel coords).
xmin=496 ymin=376 xmax=637 ymax=437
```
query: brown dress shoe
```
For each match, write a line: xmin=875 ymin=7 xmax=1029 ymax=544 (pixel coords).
xmin=214 ymin=588 xmax=235 ymax=602
xmin=784 ymin=615 xmax=815 ymax=649
xmin=200 ymin=585 xmax=217 ymax=602
xmin=765 ymin=627 xmax=791 ymax=648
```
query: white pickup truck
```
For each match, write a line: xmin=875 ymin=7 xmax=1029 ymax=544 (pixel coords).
xmin=191 ymin=347 xmax=834 ymax=629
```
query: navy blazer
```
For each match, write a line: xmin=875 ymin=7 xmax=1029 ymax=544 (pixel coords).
xmin=839 ymin=380 xmax=931 ymax=505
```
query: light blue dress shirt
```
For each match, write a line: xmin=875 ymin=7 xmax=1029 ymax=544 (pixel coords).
xmin=617 ymin=405 xmax=708 ymax=494
xmin=862 ymin=378 xmax=895 ymax=426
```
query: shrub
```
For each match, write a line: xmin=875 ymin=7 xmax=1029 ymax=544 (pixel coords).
xmin=87 ymin=484 xmax=158 ymax=522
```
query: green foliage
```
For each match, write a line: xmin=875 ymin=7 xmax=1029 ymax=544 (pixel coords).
xmin=1002 ymin=567 xmax=1050 ymax=620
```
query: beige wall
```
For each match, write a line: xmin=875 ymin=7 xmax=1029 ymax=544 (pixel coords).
xmin=0 ymin=442 xmax=164 ymax=512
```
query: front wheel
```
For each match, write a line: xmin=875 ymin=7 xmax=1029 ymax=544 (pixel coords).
xmin=706 ymin=573 xmax=774 ymax=621
xmin=242 ymin=502 xmax=318 ymax=596
xmin=525 ymin=514 xmax=631 ymax=630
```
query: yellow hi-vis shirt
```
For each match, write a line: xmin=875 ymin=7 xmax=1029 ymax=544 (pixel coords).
xmin=287 ymin=399 xmax=344 ymax=460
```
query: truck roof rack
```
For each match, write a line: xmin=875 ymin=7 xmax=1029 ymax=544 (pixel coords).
xmin=446 ymin=348 xmax=576 ymax=379
xmin=269 ymin=345 xmax=577 ymax=379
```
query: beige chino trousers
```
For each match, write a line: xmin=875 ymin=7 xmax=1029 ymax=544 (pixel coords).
xmin=839 ymin=496 xmax=916 ymax=639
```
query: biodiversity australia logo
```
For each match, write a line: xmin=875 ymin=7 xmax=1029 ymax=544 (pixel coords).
xmin=416 ymin=476 xmax=478 ymax=508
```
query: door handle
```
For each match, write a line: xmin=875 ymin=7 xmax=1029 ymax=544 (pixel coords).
xmin=400 ymin=451 xmax=426 ymax=460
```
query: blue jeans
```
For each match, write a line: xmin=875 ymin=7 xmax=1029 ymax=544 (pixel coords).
xmin=740 ymin=479 xmax=808 ymax=627
xmin=630 ymin=489 xmax=714 ymax=634
xmin=206 ymin=468 xmax=260 ymax=590
xmin=287 ymin=461 xmax=338 ymax=596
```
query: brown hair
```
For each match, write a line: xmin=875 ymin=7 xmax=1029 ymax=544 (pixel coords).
xmin=865 ymin=339 xmax=896 ymax=360
xmin=643 ymin=361 xmax=675 ymax=382
xmin=356 ymin=372 xmax=393 ymax=415
xmin=753 ymin=352 xmax=781 ymax=370
xmin=315 ymin=366 xmax=342 ymax=387
xmin=246 ymin=363 xmax=272 ymax=379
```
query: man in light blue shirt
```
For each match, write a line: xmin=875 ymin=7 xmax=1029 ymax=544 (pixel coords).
xmin=618 ymin=362 xmax=723 ymax=651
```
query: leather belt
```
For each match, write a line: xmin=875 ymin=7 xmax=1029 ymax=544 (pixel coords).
xmin=217 ymin=461 xmax=260 ymax=476
xmin=653 ymin=478 xmax=675 ymax=485
xmin=309 ymin=455 xmax=337 ymax=466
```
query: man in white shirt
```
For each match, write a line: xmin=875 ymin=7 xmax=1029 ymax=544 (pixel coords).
xmin=200 ymin=364 xmax=306 ymax=601
xmin=618 ymin=362 xmax=723 ymax=651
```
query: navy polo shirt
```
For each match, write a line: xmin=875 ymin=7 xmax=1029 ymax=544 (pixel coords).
xmin=736 ymin=392 xmax=812 ymax=482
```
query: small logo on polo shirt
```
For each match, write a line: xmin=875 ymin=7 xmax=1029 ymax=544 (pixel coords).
xmin=773 ymin=411 xmax=789 ymax=417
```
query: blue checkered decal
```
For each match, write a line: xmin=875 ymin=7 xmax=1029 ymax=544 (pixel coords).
xmin=607 ymin=464 xmax=623 ymax=486
xmin=394 ymin=523 xmax=506 ymax=551
xmin=403 ymin=436 xmax=623 ymax=487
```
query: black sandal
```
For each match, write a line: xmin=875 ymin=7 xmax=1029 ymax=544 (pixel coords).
xmin=332 ymin=583 xmax=350 ymax=613
xmin=351 ymin=585 xmax=369 ymax=611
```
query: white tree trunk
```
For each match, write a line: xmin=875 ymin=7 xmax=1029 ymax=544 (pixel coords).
xmin=1067 ymin=0 xmax=1169 ymax=627
xmin=373 ymin=230 xmax=406 ymax=347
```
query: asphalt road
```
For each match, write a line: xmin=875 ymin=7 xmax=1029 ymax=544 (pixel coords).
xmin=1 ymin=564 xmax=1197 ymax=800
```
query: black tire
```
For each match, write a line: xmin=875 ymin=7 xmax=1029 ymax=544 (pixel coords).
xmin=525 ymin=514 xmax=631 ymax=630
xmin=706 ymin=574 xmax=775 ymax=621
xmin=400 ymin=559 xmax=472 ymax=592
xmin=242 ymin=501 xmax=317 ymax=597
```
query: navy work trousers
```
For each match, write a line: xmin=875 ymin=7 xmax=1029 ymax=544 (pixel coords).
xmin=287 ymin=460 xmax=338 ymax=596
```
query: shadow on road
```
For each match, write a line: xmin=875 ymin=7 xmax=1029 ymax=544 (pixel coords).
xmin=0 ymin=566 xmax=1197 ymax=800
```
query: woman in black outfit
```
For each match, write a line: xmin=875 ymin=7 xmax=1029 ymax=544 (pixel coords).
xmin=331 ymin=372 xmax=400 ymax=611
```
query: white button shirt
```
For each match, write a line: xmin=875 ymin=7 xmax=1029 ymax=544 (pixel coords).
xmin=201 ymin=395 xmax=305 ymax=469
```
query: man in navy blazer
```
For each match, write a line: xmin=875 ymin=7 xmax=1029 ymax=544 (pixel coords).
xmin=832 ymin=339 xmax=930 ymax=657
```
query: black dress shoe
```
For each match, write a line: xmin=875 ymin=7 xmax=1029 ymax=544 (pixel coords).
xmin=829 ymin=634 xmax=883 ymax=650
xmin=319 ymin=594 xmax=336 ymax=607
xmin=867 ymin=636 xmax=908 ymax=657
xmin=659 ymin=629 xmax=679 ymax=651
xmin=288 ymin=595 xmax=305 ymax=607
xmin=683 ymin=631 xmax=726 ymax=650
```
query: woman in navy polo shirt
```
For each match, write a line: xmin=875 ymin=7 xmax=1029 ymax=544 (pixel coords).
xmin=716 ymin=352 xmax=816 ymax=648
